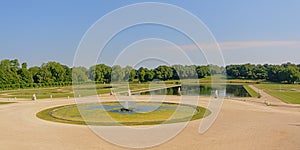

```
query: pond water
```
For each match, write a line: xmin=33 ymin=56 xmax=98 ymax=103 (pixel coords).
xmin=85 ymin=102 xmax=196 ymax=114
xmin=135 ymin=84 xmax=250 ymax=97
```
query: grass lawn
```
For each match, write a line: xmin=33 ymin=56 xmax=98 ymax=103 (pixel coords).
xmin=201 ymin=75 xmax=263 ymax=84
xmin=0 ymin=102 xmax=15 ymax=105
xmin=0 ymin=87 xmax=75 ymax=99
xmin=268 ymin=91 xmax=300 ymax=104
xmin=0 ymin=83 xmax=177 ymax=99
xmin=0 ymin=76 xmax=267 ymax=100
xmin=37 ymin=102 xmax=210 ymax=126
xmin=254 ymin=83 xmax=300 ymax=104
xmin=243 ymin=85 xmax=259 ymax=97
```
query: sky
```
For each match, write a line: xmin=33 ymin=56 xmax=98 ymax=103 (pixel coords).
xmin=0 ymin=0 xmax=300 ymax=67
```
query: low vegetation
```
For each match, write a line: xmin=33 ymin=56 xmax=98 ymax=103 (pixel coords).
xmin=254 ymin=83 xmax=300 ymax=104
xmin=1 ymin=59 xmax=299 ymax=91
xmin=0 ymin=102 xmax=15 ymax=105
xmin=36 ymin=102 xmax=210 ymax=126
xmin=0 ymin=59 xmax=298 ymax=103
xmin=243 ymin=85 xmax=259 ymax=97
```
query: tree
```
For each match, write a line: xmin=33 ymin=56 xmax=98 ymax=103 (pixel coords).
xmin=196 ymin=66 xmax=210 ymax=78
xmin=63 ymin=65 xmax=72 ymax=82
xmin=72 ymin=67 xmax=89 ymax=83
xmin=29 ymin=66 xmax=42 ymax=83
xmin=172 ymin=65 xmax=185 ymax=79
xmin=0 ymin=59 xmax=20 ymax=84
xmin=1 ymin=58 xmax=300 ymax=88
xmin=266 ymin=65 xmax=281 ymax=82
xmin=88 ymin=64 xmax=111 ymax=83
xmin=17 ymin=63 xmax=33 ymax=84
xmin=123 ymin=66 xmax=136 ymax=81
xmin=153 ymin=65 xmax=173 ymax=80
xmin=253 ymin=65 xmax=267 ymax=79
xmin=10 ymin=59 xmax=20 ymax=73
xmin=137 ymin=67 xmax=147 ymax=82
xmin=21 ymin=62 xmax=27 ymax=69
xmin=209 ymin=65 xmax=223 ymax=75
xmin=111 ymin=65 xmax=124 ymax=82
xmin=38 ymin=63 xmax=54 ymax=83
xmin=145 ymin=69 xmax=154 ymax=81
xmin=184 ymin=65 xmax=197 ymax=78
xmin=46 ymin=62 xmax=66 ymax=82
xmin=280 ymin=66 xmax=300 ymax=84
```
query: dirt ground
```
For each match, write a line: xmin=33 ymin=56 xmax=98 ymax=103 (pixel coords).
xmin=0 ymin=93 xmax=299 ymax=150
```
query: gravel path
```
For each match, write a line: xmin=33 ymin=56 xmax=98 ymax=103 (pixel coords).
xmin=0 ymin=95 xmax=299 ymax=150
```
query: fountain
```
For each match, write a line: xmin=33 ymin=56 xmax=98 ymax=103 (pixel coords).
xmin=120 ymin=89 xmax=133 ymax=112
xmin=127 ymin=88 xmax=131 ymax=96
xmin=38 ymin=100 xmax=209 ymax=126
xmin=214 ymin=90 xmax=218 ymax=98
xmin=32 ymin=94 xmax=36 ymax=100
xmin=258 ymin=90 xmax=262 ymax=98
xmin=110 ymin=88 xmax=114 ymax=95
xmin=178 ymin=87 xmax=182 ymax=96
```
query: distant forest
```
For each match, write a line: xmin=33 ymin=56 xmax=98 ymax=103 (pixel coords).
xmin=0 ymin=59 xmax=299 ymax=89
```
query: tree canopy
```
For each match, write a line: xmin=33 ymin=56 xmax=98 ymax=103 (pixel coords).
xmin=0 ymin=59 xmax=299 ymax=90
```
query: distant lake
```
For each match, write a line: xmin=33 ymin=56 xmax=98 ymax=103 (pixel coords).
xmin=135 ymin=84 xmax=250 ymax=97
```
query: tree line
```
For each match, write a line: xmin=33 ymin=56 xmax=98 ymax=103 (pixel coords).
xmin=226 ymin=63 xmax=300 ymax=84
xmin=0 ymin=59 xmax=299 ymax=90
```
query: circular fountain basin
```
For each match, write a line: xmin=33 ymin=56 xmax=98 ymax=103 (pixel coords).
xmin=37 ymin=101 xmax=211 ymax=126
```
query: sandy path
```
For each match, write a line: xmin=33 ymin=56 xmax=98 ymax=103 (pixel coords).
xmin=0 ymin=96 xmax=299 ymax=150
xmin=248 ymin=85 xmax=286 ymax=105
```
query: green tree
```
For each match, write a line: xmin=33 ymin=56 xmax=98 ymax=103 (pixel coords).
xmin=266 ymin=65 xmax=281 ymax=82
xmin=137 ymin=67 xmax=147 ymax=82
xmin=153 ymin=65 xmax=173 ymax=80
xmin=196 ymin=66 xmax=210 ymax=78
xmin=111 ymin=65 xmax=124 ymax=82
xmin=123 ymin=66 xmax=136 ymax=81
xmin=145 ymin=69 xmax=154 ymax=81
xmin=172 ymin=65 xmax=185 ymax=79
xmin=0 ymin=59 xmax=20 ymax=84
xmin=63 ymin=65 xmax=72 ymax=82
xmin=46 ymin=62 xmax=66 ymax=82
xmin=253 ymin=65 xmax=267 ymax=79
xmin=184 ymin=65 xmax=197 ymax=78
xmin=38 ymin=63 xmax=53 ymax=83
xmin=17 ymin=62 xmax=33 ymax=84
xmin=88 ymin=64 xmax=111 ymax=83
xmin=29 ymin=66 xmax=42 ymax=83
xmin=279 ymin=66 xmax=300 ymax=84
xmin=72 ymin=67 xmax=89 ymax=82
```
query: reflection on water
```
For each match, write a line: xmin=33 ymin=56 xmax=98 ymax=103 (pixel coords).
xmin=135 ymin=84 xmax=250 ymax=97
xmin=85 ymin=102 xmax=196 ymax=114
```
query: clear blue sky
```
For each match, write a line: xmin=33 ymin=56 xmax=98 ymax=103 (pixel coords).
xmin=1 ymin=0 xmax=299 ymax=67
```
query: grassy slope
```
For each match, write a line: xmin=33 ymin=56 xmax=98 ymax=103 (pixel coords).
xmin=254 ymin=84 xmax=300 ymax=104
xmin=243 ymin=85 xmax=258 ymax=97
xmin=0 ymin=102 xmax=15 ymax=105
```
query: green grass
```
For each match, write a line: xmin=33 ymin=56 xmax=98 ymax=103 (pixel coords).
xmin=0 ymin=82 xmax=178 ymax=99
xmin=227 ymin=79 xmax=263 ymax=83
xmin=254 ymin=83 xmax=300 ymax=104
xmin=168 ymin=75 xmax=264 ymax=84
xmin=268 ymin=91 xmax=300 ymax=104
xmin=243 ymin=85 xmax=258 ymax=97
xmin=37 ymin=102 xmax=210 ymax=126
xmin=254 ymin=83 xmax=300 ymax=91
xmin=0 ymin=102 xmax=15 ymax=105
xmin=36 ymin=105 xmax=86 ymax=125
xmin=0 ymin=76 xmax=266 ymax=100
xmin=0 ymin=87 xmax=74 ymax=99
